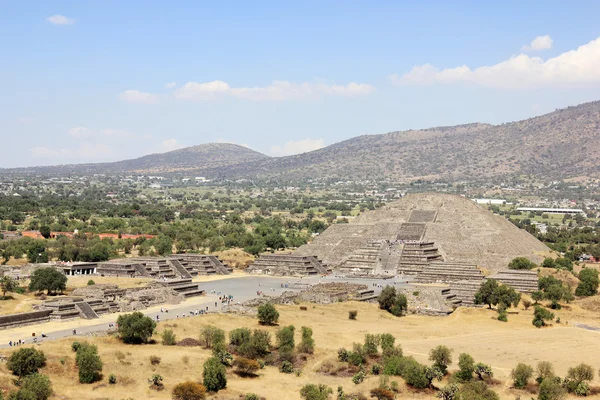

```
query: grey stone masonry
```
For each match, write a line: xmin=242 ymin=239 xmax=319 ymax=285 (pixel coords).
xmin=246 ymin=255 xmax=330 ymax=276
xmin=413 ymin=262 xmax=484 ymax=284
xmin=488 ymin=269 xmax=539 ymax=294
xmin=339 ymin=241 xmax=383 ymax=274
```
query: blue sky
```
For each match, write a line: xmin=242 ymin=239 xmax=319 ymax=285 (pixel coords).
xmin=2 ymin=1 xmax=600 ymax=167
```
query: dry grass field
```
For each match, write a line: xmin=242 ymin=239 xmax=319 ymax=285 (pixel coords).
xmin=2 ymin=299 xmax=600 ymax=399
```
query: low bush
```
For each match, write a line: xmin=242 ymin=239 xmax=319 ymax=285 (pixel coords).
xmin=172 ymin=381 xmax=207 ymax=400
xmin=233 ymin=357 xmax=260 ymax=377
xmin=352 ymin=370 xmax=366 ymax=384
xmin=510 ymin=363 xmax=533 ymax=389
xmin=108 ymin=374 xmax=117 ymax=384
xmin=280 ymin=361 xmax=294 ymax=374
xmin=150 ymin=355 xmax=161 ymax=365
xmin=349 ymin=310 xmax=357 ymax=320
xmin=161 ymin=329 xmax=176 ymax=346
xmin=8 ymin=347 xmax=47 ymax=378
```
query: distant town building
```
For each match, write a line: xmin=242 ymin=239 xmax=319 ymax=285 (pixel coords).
xmin=516 ymin=207 xmax=584 ymax=214
xmin=472 ymin=198 xmax=507 ymax=205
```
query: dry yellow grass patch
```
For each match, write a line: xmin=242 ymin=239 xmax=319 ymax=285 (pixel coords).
xmin=1 ymin=301 xmax=600 ymax=399
xmin=66 ymin=276 xmax=154 ymax=290
xmin=213 ymin=248 xmax=255 ymax=269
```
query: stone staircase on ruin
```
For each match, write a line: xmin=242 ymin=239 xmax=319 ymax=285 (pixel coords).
xmin=339 ymin=241 xmax=383 ymax=274
xmin=488 ymin=269 xmax=539 ymax=293
xmin=396 ymin=241 xmax=442 ymax=275
xmin=246 ymin=255 xmax=330 ymax=276
xmin=413 ymin=262 xmax=484 ymax=284
xmin=74 ymin=301 xmax=99 ymax=319
xmin=163 ymin=279 xmax=205 ymax=298
xmin=168 ymin=259 xmax=193 ymax=279
xmin=168 ymin=254 xmax=233 ymax=275
xmin=447 ymin=280 xmax=485 ymax=307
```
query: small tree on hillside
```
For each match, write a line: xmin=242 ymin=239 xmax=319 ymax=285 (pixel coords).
xmin=298 ymin=326 xmax=315 ymax=354
xmin=575 ymin=268 xmax=599 ymax=297
xmin=28 ymin=267 xmax=67 ymax=295
xmin=161 ymin=329 xmax=177 ymax=346
xmin=257 ymin=303 xmax=279 ymax=325
xmin=457 ymin=353 xmax=475 ymax=382
xmin=75 ymin=343 xmax=103 ymax=383
xmin=508 ymin=257 xmax=536 ymax=270
xmin=172 ymin=381 xmax=207 ymax=400
xmin=19 ymin=373 xmax=53 ymax=400
xmin=378 ymin=286 xmax=397 ymax=311
xmin=511 ymin=363 xmax=534 ymax=389
xmin=39 ymin=226 xmax=51 ymax=239
xmin=532 ymin=306 xmax=554 ymax=328
xmin=199 ymin=325 xmax=225 ymax=349
xmin=0 ymin=275 xmax=17 ymax=298
xmin=474 ymin=363 xmax=494 ymax=381
xmin=474 ymin=279 xmax=499 ymax=309
xmin=202 ymin=357 xmax=227 ymax=392
xmin=538 ymin=377 xmax=567 ymax=400
xmin=390 ymin=293 xmax=408 ymax=316
xmin=117 ymin=311 xmax=156 ymax=344
xmin=429 ymin=345 xmax=453 ymax=375
xmin=7 ymin=348 xmax=47 ymax=378
xmin=300 ymin=384 xmax=333 ymax=400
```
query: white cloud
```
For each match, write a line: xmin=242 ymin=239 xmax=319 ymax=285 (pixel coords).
xmin=164 ymin=82 xmax=177 ymax=89
xmin=522 ymin=35 xmax=553 ymax=51
xmin=391 ymin=36 xmax=600 ymax=89
xmin=174 ymin=80 xmax=374 ymax=101
xmin=119 ymin=89 xmax=159 ymax=104
xmin=270 ymin=138 xmax=325 ymax=156
xmin=47 ymin=15 xmax=75 ymax=25
xmin=29 ymin=143 xmax=112 ymax=159
xmin=102 ymin=128 xmax=134 ymax=138
xmin=68 ymin=126 xmax=91 ymax=138
xmin=161 ymin=138 xmax=183 ymax=152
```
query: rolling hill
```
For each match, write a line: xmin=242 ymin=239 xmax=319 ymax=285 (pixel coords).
xmin=4 ymin=100 xmax=600 ymax=181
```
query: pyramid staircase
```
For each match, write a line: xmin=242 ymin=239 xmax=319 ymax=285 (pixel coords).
xmin=396 ymin=241 xmax=442 ymax=275
xmin=488 ymin=269 xmax=539 ymax=293
xmin=246 ymin=255 xmax=330 ymax=276
xmin=339 ymin=241 xmax=383 ymax=274
xmin=413 ymin=262 xmax=484 ymax=284
xmin=74 ymin=301 xmax=99 ymax=319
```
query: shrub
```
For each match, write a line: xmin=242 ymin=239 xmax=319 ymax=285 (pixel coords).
xmin=337 ymin=348 xmax=349 ymax=362
xmin=172 ymin=381 xmax=207 ymax=400
xmin=117 ymin=312 xmax=156 ymax=344
xmin=522 ymin=299 xmax=532 ymax=310
xmin=150 ymin=355 xmax=161 ymax=365
xmin=538 ymin=378 xmax=567 ymax=400
xmin=403 ymin=358 xmax=430 ymax=389
xmin=76 ymin=343 xmax=103 ymax=384
xmin=352 ymin=370 xmax=366 ymax=384
xmin=564 ymin=362 xmax=594 ymax=394
xmin=238 ymin=329 xmax=271 ymax=359
xmin=436 ymin=383 xmax=459 ymax=400
xmin=8 ymin=348 xmax=47 ymax=378
xmin=233 ymin=357 xmax=260 ymax=377
xmin=474 ymin=279 xmax=499 ymax=308
xmin=497 ymin=307 xmax=508 ymax=322
xmin=371 ymin=363 xmax=382 ymax=375
xmin=348 ymin=310 xmax=357 ymax=320
xmin=474 ymin=363 xmax=493 ymax=381
xmin=257 ymin=303 xmax=279 ymax=325
xmin=371 ymin=387 xmax=395 ymax=400
xmin=382 ymin=355 xmax=404 ymax=376
xmin=108 ymin=374 xmax=117 ymax=384
xmin=457 ymin=381 xmax=499 ymax=400
xmin=71 ymin=342 xmax=81 ymax=352
xmin=508 ymin=257 xmax=536 ymax=270
xmin=245 ymin=394 xmax=260 ymax=400
xmin=229 ymin=327 xmax=252 ymax=346
xmin=378 ymin=286 xmax=397 ymax=311
xmin=429 ymin=345 xmax=453 ymax=375
xmin=87 ymin=279 xmax=95 ymax=286
xmin=532 ymin=306 xmax=554 ymax=328
xmin=348 ymin=343 xmax=366 ymax=366
xmin=510 ymin=363 xmax=533 ymax=389
xmin=575 ymin=268 xmax=599 ymax=296
xmin=456 ymin=353 xmax=475 ymax=382
xmin=19 ymin=373 xmax=53 ymax=400
xmin=298 ymin=326 xmax=315 ymax=354
xmin=199 ymin=325 xmax=225 ymax=349
xmin=380 ymin=333 xmax=395 ymax=352
xmin=149 ymin=373 xmax=163 ymax=388
xmin=390 ymin=294 xmax=408 ymax=316
xmin=202 ymin=357 xmax=227 ymax=392
xmin=161 ymin=329 xmax=176 ymax=346
xmin=299 ymin=384 xmax=333 ymax=400
xmin=363 ymin=334 xmax=380 ymax=357
xmin=536 ymin=361 xmax=555 ymax=384
xmin=280 ymin=361 xmax=294 ymax=374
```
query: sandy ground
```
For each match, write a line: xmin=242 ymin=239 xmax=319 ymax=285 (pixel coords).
xmin=1 ymin=299 xmax=600 ymax=399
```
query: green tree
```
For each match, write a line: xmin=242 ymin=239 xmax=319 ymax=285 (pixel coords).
xmin=298 ymin=326 xmax=315 ymax=354
xmin=508 ymin=257 xmax=536 ymax=270
xmin=575 ymin=268 xmax=599 ymax=296
xmin=75 ymin=343 xmax=102 ymax=383
xmin=565 ymin=363 xmax=594 ymax=393
xmin=474 ymin=363 xmax=494 ymax=381
xmin=536 ymin=361 xmax=555 ymax=384
xmin=538 ymin=378 xmax=567 ymax=400
xmin=494 ymin=285 xmax=521 ymax=309
xmin=18 ymin=373 xmax=53 ymax=400
xmin=161 ymin=329 xmax=177 ymax=346
xmin=0 ymin=275 xmax=17 ymax=298
xmin=511 ymin=363 xmax=534 ymax=389
xmin=7 ymin=348 xmax=47 ymax=378
xmin=363 ymin=334 xmax=380 ymax=357
xmin=39 ymin=226 xmax=51 ymax=239
xmin=199 ymin=325 xmax=226 ymax=349
xmin=202 ymin=357 xmax=227 ymax=392
xmin=474 ymin=279 xmax=499 ymax=308
xmin=28 ymin=267 xmax=67 ymax=295
xmin=541 ymin=258 xmax=556 ymax=268
xmin=257 ymin=303 xmax=279 ymax=325
xmin=429 ymin=345 xmax=453 ymax=375
xmin=276 ymin=325 xmax=295 ymax=361
xmin=299 ymin=383 xmax=333 ymax=400
xmin=390 ymin=293 xmax=408 ymax=316
xmin=457 ymin=353 xmax=475 ymax=382
xmin=378 ymin=286 xmax=396 ymax=311
xmin=532 ymin=306 xmax=554 ymax=328
xmin=457 ymin=381 xmax=499 ymax=400
xmin=116 ymin=312 xmax=156 ymax=344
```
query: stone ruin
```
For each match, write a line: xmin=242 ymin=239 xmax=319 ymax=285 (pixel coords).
xmin=0 ymin=279 xmax=205 ymax=329
xmin=245 ymin=255 xmax=331 ymax=276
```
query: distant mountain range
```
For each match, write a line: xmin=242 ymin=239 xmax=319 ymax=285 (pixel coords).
xmin=4 ymin=100 xmax=600 ymax=182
